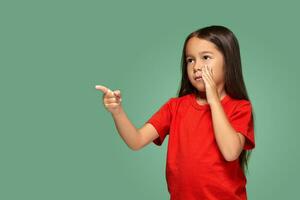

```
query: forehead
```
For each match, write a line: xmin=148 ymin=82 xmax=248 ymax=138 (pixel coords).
xmin=185 ymin=37 xmax=219 ymax=56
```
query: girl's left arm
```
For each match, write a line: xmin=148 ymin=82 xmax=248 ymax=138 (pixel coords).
xmin=210 ymin=101 xmax=246 ymax=162
xmin=201 ymin=64 xmax=245 ymax=161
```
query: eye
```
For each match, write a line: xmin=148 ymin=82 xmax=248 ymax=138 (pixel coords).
xmin=203 ymin=55 xmax=211 ymax=60
xmin=186 ymin=58 xmax=193 ymax=63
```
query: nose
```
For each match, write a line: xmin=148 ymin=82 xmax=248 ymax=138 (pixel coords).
xmin=193 ymin=64 xmax=204 ymax=73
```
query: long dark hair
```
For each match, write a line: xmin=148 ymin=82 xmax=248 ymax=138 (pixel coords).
xmin=177 ymin=25 xmax=255 ymax=175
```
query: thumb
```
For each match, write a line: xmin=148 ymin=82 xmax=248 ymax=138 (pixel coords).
xmin=113 ymin=90 xmax=121 ymax=97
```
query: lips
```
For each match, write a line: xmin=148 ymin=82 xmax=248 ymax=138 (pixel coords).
xmin=194 ymin=71 xmax=202 ymax=79
xmin=194 ymin=75 xmax=202 ymax=80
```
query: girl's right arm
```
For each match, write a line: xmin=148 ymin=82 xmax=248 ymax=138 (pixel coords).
xmin=95 ymin=85 xmax=159 ymax=151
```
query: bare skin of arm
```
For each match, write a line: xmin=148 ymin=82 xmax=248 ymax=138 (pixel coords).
xmin=95 ymin=84 xmax=159 ymax=151
xmin=210 ymin=100 xmax=246 ymax=161
xmin=111 ymin=107 xmax=159 ymax=151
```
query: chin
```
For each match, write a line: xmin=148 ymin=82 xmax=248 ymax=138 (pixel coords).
xmin=196 ymin=86 xmax=206 ymax=92
xmin=191 ymin=80 xmax=205 ymax=91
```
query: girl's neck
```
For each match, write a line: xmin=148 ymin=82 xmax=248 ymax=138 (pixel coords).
xmin=196 ymin=90 xmax=227 ymax=103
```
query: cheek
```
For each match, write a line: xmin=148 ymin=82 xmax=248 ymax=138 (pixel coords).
xmin=187 ymin=66 xmax=193 ymax=76
xmin=211 ymin=66 xmax=222 ymax=78
xmin=213 ymin=70 xmax=225 ymax=83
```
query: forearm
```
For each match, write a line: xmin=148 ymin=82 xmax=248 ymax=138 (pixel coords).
xmin=111 ymin=106 xmax=139 ymax=150
xmin=210 ymin=101 xmax=241 ymax=161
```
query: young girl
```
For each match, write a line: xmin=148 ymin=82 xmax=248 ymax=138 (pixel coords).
xmin=95 ymin=25 xmax=255 ymax=200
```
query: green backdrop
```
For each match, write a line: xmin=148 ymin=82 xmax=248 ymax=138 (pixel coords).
xmin=1 ymin=0 xmax=299 ymax=199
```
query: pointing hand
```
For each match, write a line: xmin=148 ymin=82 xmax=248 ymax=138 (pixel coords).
xmin=95 ymin=85 xmax=122 ymax=115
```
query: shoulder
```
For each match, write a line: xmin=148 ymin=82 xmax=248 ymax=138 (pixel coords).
xmin=162 ymin=93 xmax=192 ymax=113
xmin=226 ymin=96 xmax=253 ymax=114
xmin=167 ymin=93 xmax=192 ymax=106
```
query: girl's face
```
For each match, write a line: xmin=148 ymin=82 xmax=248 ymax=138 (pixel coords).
xmin=185 ymin=36 xmax=226 ymax=93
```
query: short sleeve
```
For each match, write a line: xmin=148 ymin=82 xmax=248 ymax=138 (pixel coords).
xmin=145 ymin=98 xmax=173 ymax=146
xmin=229 ymin=101 xmax=255 ymax=150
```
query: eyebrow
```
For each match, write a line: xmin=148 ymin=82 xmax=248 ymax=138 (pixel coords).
xmin=185 ymin=51 xmax=214 ymax=57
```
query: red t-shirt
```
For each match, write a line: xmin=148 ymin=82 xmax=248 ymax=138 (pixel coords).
xmin=146 ymin=93 xmax=255 ymax=200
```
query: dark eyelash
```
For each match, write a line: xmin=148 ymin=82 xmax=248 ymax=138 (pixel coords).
xmin=186 ymin=56 xmax=210 ymax=62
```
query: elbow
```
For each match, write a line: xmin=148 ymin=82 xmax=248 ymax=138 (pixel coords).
xmin=223 ymin=135 xmax=244 ymax=162
xmin=223 ymin=149 xmax=241 ymax=162
xmin=130 ymin=145 xmax=141 ymax=151
xmin=129 ymin=137 xmax=142 ymax=151
xmin=224 ymin=153 xmax=239 ymax=162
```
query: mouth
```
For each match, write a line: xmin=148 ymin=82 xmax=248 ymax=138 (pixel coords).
xmin=194 ymin=76 xmax=202 ymax=81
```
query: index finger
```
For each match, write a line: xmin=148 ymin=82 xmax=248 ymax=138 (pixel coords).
xmin=95 ymin=85 xmax=109 ymax=94
xmin=95 ymin=85 xmax=114 ymax=97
